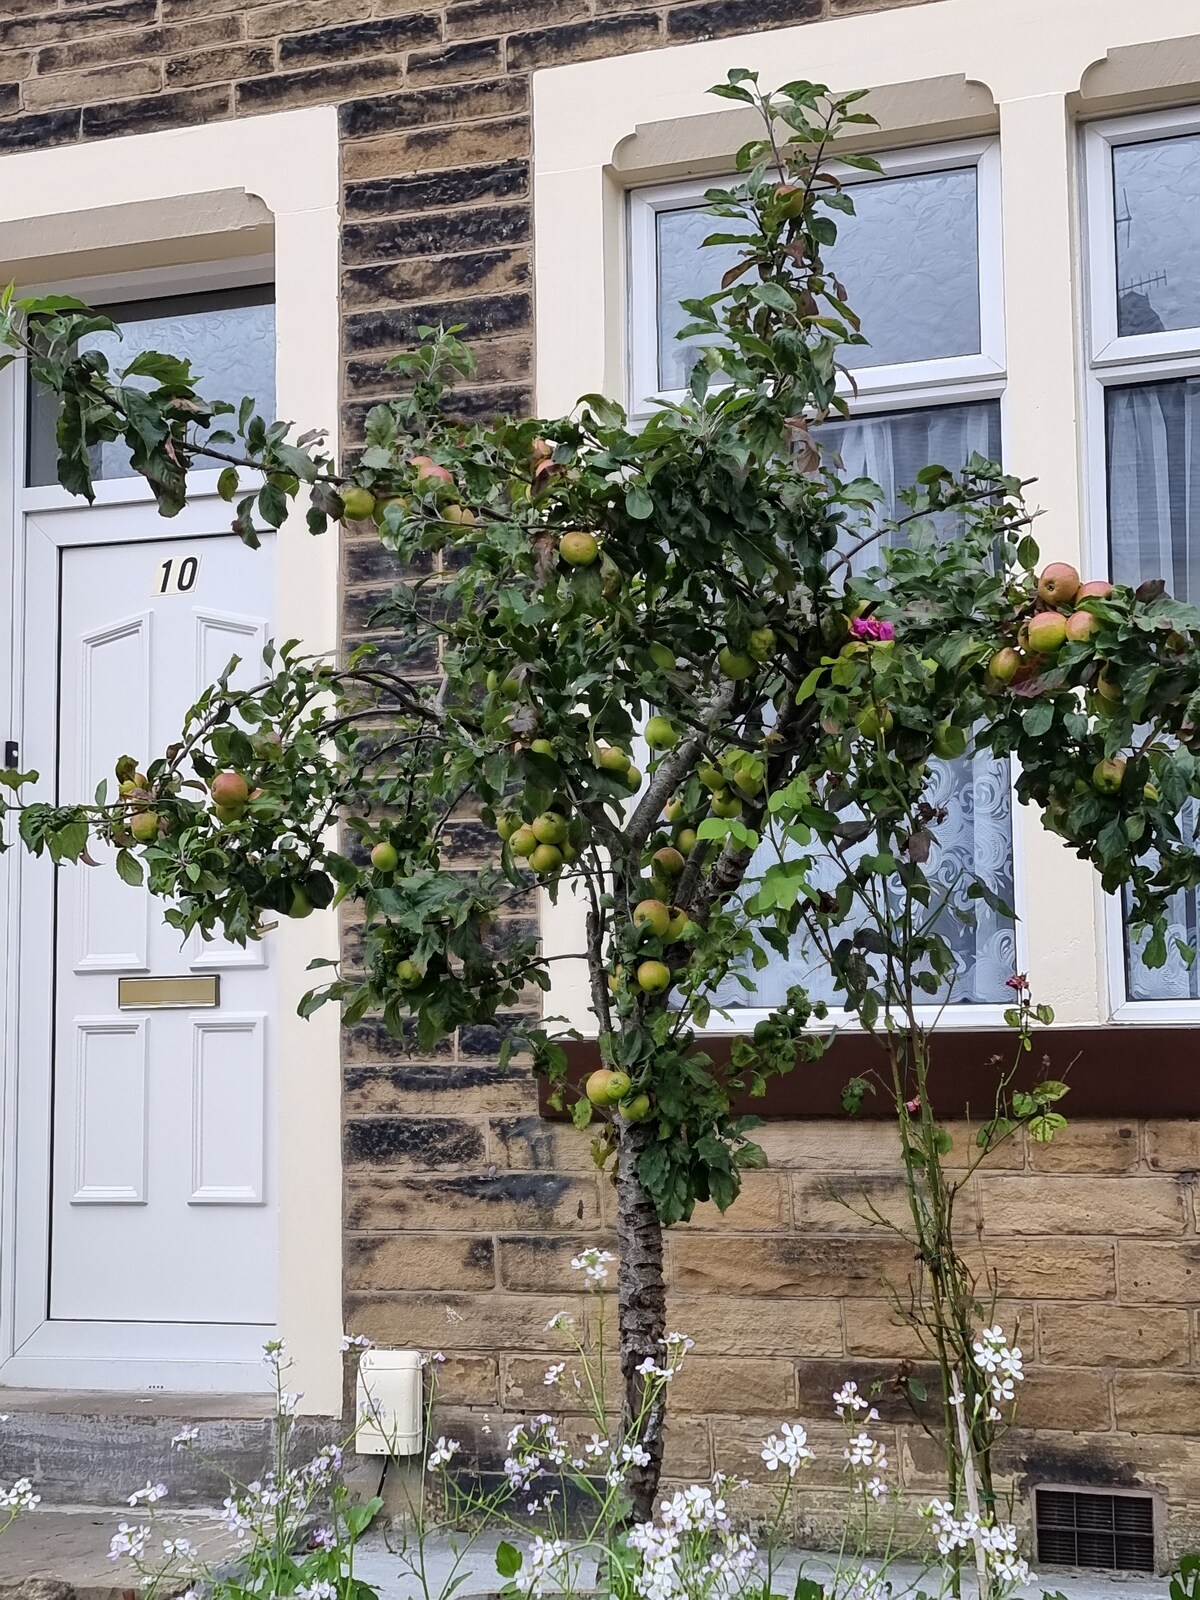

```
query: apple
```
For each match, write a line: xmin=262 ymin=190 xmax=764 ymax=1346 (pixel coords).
xmin=288 ymin=887 xmax=314 ymax=919
xmin=651 ymin=846 xmax=686 ymax=879
xmin=396 ymin=958 xmax=423 ymax=988
xmin=710 ymin=790 xmax=743 ymax=819
xmin=509 ymin=825 xmax=539 ymax=859
xmin=698 ymin=763 xmax=725 ymax=792
xmin=675 ymin=826 xmax=698 ymax=857
xmin=665 ymin=795 xmax=685 ymax=824
xmin=1026 ymin=612 xmax=1067 ymax=654
xmin=1076 ymin=580 xmax=1113 ymax=602
xmin=855 ymin=706 xmax=894 ymax=741
xmin=586 ymin=1068 xmax=631 ymax=1107
xmin=636 ymin=959 xmax=671 ymax=994
xmin=253 ymin=730 xmax=284 ymax=762
xmin=619 ymin=1093 xmax=651 ymax=1122
xmin=747 ymin=626 xmax=777 ymax=663
xmin=371 ymin=841 xmax=399 ymax=873
xmin=1092 ymin=756 xmax=1126 ymax=794
xmin=1096 ymin=669 xmax=1122 ymax=704
xmin=666 ymin=907 xmax=688 ymax=942
xmin=532 ymin=811 xmax=568 ymax=845
xmin=645 ymin=715 xmax=678 ymax=751
xmin=340 ymin=486 xmax=376 ymax=522
xmin=559 ymin=531 xmax=599 ymax=566
xmin=1065 ymin=611 xmax=1097 ymax=643
xmin=496 ymin=812 xmax=520 ymax=842
xmin=1144 ymin=782 xmax=1161 ymax=803
xmin=529 ymin=738 xmax=556 ymax=758
xmin=214 ymin=804 xmax=242 ymax=824
xmin=595 ymin=744 xmax=631 ymax=774
xmin=622 ymin=765 xmax=643 ymax=792
xmin=633 ymin=899 xmax=671 ymax=938
xmin=411 ymin=454 xmax=453 ymax=487
xmin=442 ymin=503 xmax=476 ymax=525
xmin=529 ymin=843 xmax=563 ymax=874
xmin=649 ymin=643 xmax=676 ymax=673
xmin=731 ymin=767 xmax=764 ymax=799
xmin=718 ymin=646 xmax=755 ymax=681
xmin=130 ymin=811 xmax=159 ymax=843
xmin=210 ymin=770 xmax=249 ymax=809
xmin=1037 ymin=563 xmax=1081 ymax=606
xmin=932 ymin=722 xmax=967 ymax=761
xmin=373 ymin=495 xmax=408 ymax=525
xmin=988 ymin=647 xmax=1021 ymax=684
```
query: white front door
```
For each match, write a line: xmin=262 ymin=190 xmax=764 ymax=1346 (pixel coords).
xmin=51 ymin=532 xmax=277 ymax=1329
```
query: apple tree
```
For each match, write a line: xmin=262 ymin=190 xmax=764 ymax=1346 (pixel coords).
xmin=6 ymin=73 xmax=1200 ymax=1521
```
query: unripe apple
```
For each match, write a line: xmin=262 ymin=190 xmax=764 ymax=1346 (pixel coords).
xmin=1096 ymin=669 xmax=1122 ymax=704
xmin=731 ymin=768 xmax=764 ymax=798
xmin=932 ymin=722 xmax=966 ymax=761
xmin=371 ymin=841 xmax=399 ymax=873
xmin=675 ymin=826 xmax=698 ymax=857
xmin=288 ymin=887 xmax=314 ymax=919
xmin=633 ymin=899 xmax=671 ymax=938
xmin=718 ymin=646 xmax=755 ymax=681
xmin=396 ymin=958 xmax=424 ymax=988
xmin=666 ymin=907 xmax=688 ymax=942
xmin=1065 ymin=611 xmax=1097 ymax=643
xmin=645 ymin=715 xmax=678 ymax=751
xmin=253 ymin=730 xmax=284 ymax=762
xmin=855 ymin=706 xmax=894 ymax=741
xmin=698 ymin=763 xmax=725 ymax=792
xmin=619 ymin=1092 xmax=651 ymax=1122
xmin=595 ymin=744 xmax=631 ymax=774
xmin=1144 ymin=782 xmax=1161 ymax=803
xmin=509 ymin=825 xmax=538 ymax=859
xmin=1076 ymin=580 xmax=1113 ymax=602
xmin=1037 ymin=563 xmax=1081 ymax=606
xmin=622 ymin=765 xmax=643 ymax=792
xmin=651 ymin=846 xmax=686 ymax=880
xmin=532 ymin=811 xmax=568 ymax=845
xmin=130 ymin=811 xmax=159 ymax=843
xmin=214 ymin=804 xmax=242 ymax=825
xmin=529 ymin=842 xmax=563 ymax=874
xmin=442 ymin=503 xmax=476 ymax=525
xmin=210 ymin=770 xmax=249 ymax=809
xmin=496 ymin=812 xmax=520 ymax=842
xmin=340 ymin=486 xmax=376 ymax=522
xmin=649 ymin=643 xmax=676 ymax=673
xmin=747 ymin=626 xmax=777 ymax=663
xmin=1093 ymin=756 xmax=1127 ymax=795
xmin=988 ymin=647 xmax=1021 ymax=684
xmin=559 ymin=531 xmax=599 ymax=567
xmin=529 ymin=738 xmax=556 ymax=758
xmin=665 ymin=795 xmax=685 ymax=824
xmin=637 ymin=959 xmax=671 ymax=994
xmin=585 ymin=1069 xmax=624 ymax=1107
xmin=710 ymin=790 xmax=743 ymax=819
xmin=1026 ymin=612 xmax=1067 ymax=654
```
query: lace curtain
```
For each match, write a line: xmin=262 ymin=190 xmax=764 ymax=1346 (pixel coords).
xmin=711 ymin=402 xmax=1018 ymax=1013
xmin=1108 ymin=378 xmax=1200 ymax=998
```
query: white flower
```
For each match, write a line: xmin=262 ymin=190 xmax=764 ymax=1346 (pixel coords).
xmin=296 ymin=1583 xmax=336 ymax=1600
xmin=833 ymin=1380 xmax=869 ymax=1416
xmin=427 ymin=1436 xmax=460 ymax=1471
xmin=516 ymin=1535 xmax=571 ymax=1597
xmin=0 ymin=1477 xmax=39 ymax=1512
xmin=844 ymin=1432 xmax=887 ymax=1472
xmin=570 ymin=1247 xmax=615 ymax=1286
xmin=278 ymin=1390 xmax=302 ymax=1415
xmin=545 ymin=1312 xmax=574 ymax=1333
xmin=543 ymin=1362 xmax=566 ymax=1386
xmin=127 ymin=1481 xmax=167 ymax=1507
xmin=108 ymin=1522 xmax=150 ymax=1562
xmin=856 ymin=1474 xmax=888 ymax=1501
xmin=339 ymin=1333 xmax=373 ymax=1352
xmin=761 ymin=1420 xmax=815 ymax=1476
xmin=622 ymin=1441 xmax=652 ymax=1467
xmin=417 ymin=1350 xmax=446 ymax=1367
xmin=635 ymin=1356 xmax=673 ymax=1381
xmin=171 ymin=1425 xmax=200 ymax=1449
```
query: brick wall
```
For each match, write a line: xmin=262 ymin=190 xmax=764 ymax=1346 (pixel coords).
xmin=5 ymin=0 xmax=1200 ymax=1564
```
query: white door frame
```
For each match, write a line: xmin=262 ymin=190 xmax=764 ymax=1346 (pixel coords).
xmin=0 ymin=109 xmax=344 ymax=1408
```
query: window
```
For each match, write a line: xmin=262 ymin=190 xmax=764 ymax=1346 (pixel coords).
xmin=26 ymin=285 xmax=276 ymax=488
xmin=1084 ymin=108 xmax=1200 ymax=1007
xmin=628 ymin=141 xmax=1016 ymax=1017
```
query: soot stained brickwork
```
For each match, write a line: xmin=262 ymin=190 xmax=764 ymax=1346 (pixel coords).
xmin=9 ymin=0 xmax=1200 ymax=1561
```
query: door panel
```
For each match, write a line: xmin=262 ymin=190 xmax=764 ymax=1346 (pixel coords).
xmin=51 ymin=531 xmax=277 ymax=1327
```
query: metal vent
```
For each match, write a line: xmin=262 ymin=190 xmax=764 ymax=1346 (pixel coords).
xmin=1036 ymin=1489 xmax=1154 ymax=1572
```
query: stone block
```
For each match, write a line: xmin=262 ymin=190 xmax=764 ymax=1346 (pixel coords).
xmin=345 ymin=1231 xmax=496 ymax=1292
xmin=81 ymin=83 xmax=229 ymax=137
xmin=1114 ymin=1372 xmax=1200 ymax=1434
xmin=670 ymin=1233 xmax=916 ymax=1298
xmin=343 ymin=1290 xmax=591 ymax=1352
xmin=505 ymin=13 xmax=662 ymax=71
xmin=343 ymin=1115 xmax=487 ymax=1171
xmin=1026 ymin=1120 xmax=1140 ymax=1173
xmin=979 ymin=1175 xmax=1187 ymax=1236
xmin=345 ymin=1171 xmax=601 ymax=1231
xmin=496 ymin=1234 xmax=620 ymax=1293
xmin=666 ymin=0 xmax=821 ymax=40
xmin=339 ymin=76 xmax=528 ymax=140
xmin=237 ymin=57 xmax=401 ymax=112
xmin=671 ymin=1357 xmax=796 ymax=1416
xmin=1118 ymin=1239 xmax=1200 ymax=1303
xmin=1038 ymin=1303 xmax=1191 ymax=1367
xmin=278 ymin=14 xmax=439 ymax=66
xmin=1145 ymin=1120 xmax=1200 ymax=1172
xmin=445 ymin=0 xmax=589 ymax=42
xmin=666 ymin=1294 xmax=843 ymax=1358
xmin=165 ymin=44 xmax=275 ymax=87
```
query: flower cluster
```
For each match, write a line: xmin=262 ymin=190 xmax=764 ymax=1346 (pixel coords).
xmin=427 ymin=1436 xmax=460 ymax=1471
xmin=760 ymin=1421 xmax=814 ymax=1477
xmin=627 ymin=1481 xmax=759 ymax=1600
xmin=971 ymin=1325 xmax=1025 ymax=1421
xmin=849 ymin=615 xmax=896 ymax=643
xmin=569 ymin=1247 xmax=615 ymax=1286
xmin=515 ymin=1534 xmax=572 ymax=1597
xmin=926 ymin=1501 xmax=1033 ymax=1590
xmin=0 ymin=1477 xmax=39 ymax=1514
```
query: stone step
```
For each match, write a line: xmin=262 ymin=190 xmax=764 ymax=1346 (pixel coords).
xmin=0 ymin=1506 xmax=238 ymax=1600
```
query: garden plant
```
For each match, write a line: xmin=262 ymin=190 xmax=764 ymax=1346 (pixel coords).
xmin=5 ymin=69 xmax=1200 ymax=1577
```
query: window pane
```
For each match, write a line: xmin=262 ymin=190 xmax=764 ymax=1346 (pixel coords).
xmin=1107 ymin=377 xmax=1200 ymax=997
xmin=652 ymin=164 xmax=981 ymax=392
xmin=712 ymin=401 xmax=1016 ymax=1012
xmin=27 ymin=287 xmax=276 ymax=487
xmin=1113 ymin=133 xmax=1200 ymax=337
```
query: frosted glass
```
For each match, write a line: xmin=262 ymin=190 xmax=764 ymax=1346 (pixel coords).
xmin=654 ymin=166 xmax=980 ymax=390
xmin=711 ymin=401 xmax=1015 ymax=1012
xmin=28 ymin=289 xmax=276 ymax=486
xmin=1113 ymin=133 xmax=1200 ymax=337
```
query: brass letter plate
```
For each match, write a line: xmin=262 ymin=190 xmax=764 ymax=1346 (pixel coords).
xmin=117 ymin=975 xmax=220 ymax=1010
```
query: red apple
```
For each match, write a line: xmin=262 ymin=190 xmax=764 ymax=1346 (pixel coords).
xmin=1037 ymin=563 xmax=1081 ymax=607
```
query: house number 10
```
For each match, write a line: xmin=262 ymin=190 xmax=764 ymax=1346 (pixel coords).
xmin=154 ymin=554 xmax=200 ymax=595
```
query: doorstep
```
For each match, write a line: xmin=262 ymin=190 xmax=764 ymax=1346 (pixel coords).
xmin=0 ymin=1506 xmax=238 ymax=1600
xmin=0 ymin=1391 xmax=338 ymax=1507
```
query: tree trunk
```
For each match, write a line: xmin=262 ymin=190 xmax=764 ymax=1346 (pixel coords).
xmin=615 ymin=1116 xmax=668 ymax=1523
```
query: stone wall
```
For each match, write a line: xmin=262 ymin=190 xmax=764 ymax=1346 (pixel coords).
xmin=4 ymin=0 xmax=1200 ymax=1564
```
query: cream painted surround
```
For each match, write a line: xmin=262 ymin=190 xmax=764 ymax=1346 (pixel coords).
xmin=0 ymin=110 xmax=343 ymax=1413
xmin=533 ymin=0 xmax=1200 ymax=1037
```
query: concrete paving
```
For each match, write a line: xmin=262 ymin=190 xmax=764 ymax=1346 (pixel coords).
xmin=0 ymin=1515 xmax=1174 ymax=1600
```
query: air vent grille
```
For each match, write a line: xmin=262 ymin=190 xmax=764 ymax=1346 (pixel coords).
xmin=1035 ymin=1489 xmax=1154 ymax=1572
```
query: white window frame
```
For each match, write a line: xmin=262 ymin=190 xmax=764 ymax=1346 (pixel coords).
xmin=1082 ymin=103 xmax=1200 ymax=1022
xmin=618 ymin=137 xmax=1023 ymax=1036
xmin=627 ymin=137 xmax=1005 ymax=419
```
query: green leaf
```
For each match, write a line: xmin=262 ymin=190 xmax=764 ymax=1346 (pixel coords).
xmin=625 ymin=483 xmax=653 ymax=520
xmin=217 ymin=466 xmax=239 ymax=502
xmin=496 ymin=1543 xmax=522 ymax=1580
xmin=115 ymin=849 xmax=144 ymax=887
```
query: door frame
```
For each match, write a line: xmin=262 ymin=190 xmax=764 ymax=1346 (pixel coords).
xmin=0 ymin=109 xmax=344 ymax=1408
